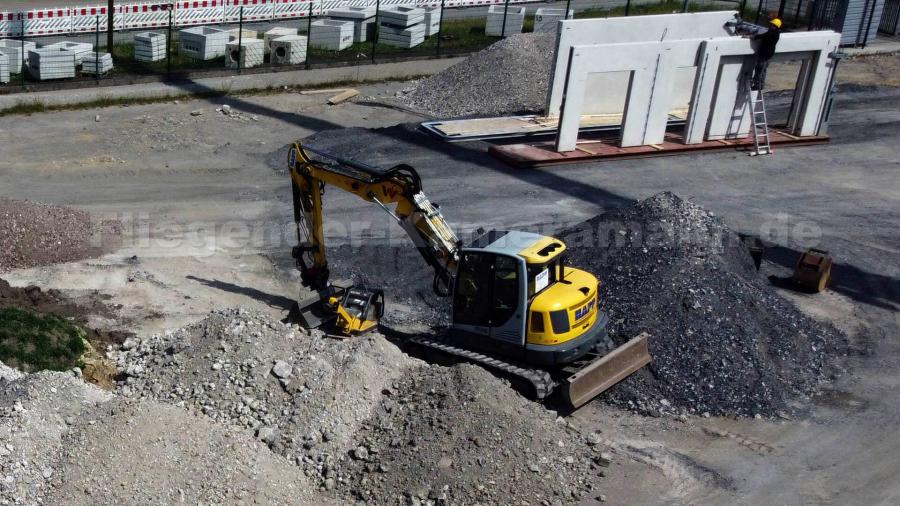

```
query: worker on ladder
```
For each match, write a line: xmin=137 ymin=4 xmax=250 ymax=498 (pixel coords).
xmin=748 ymin=16 xmax=782 ymax=90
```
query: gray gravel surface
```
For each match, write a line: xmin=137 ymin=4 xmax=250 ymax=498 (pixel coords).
xmin=397 ymin=34 xmax=557 ymax=118
xmin=560 ymin=192 xmax=849 ymax=417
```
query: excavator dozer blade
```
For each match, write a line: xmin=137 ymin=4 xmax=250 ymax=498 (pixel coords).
xmin=561 ymin=333 xmax=652 ymax=409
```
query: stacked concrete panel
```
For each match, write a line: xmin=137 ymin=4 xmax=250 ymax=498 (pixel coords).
xmin=328 ymin=6 xmax=377 ymax=43
xmin=179 ymin=26 xmax=229 ymax=60
xmin=424 ymin=7 xmax=442 ymax=36
xmin=82 ymin=52 xmax=114 ymax=75
xmin=0 ymin=40 xmax=36 ymax=72
xmin=228 ymin=28 xmax=258 ymax=42
xmin=485 ymin=6 xmax=525 ymax=36
xmin=0 ymin=52 xmax=9 ymax=84
xmin=134 ymin=32 xmax=166 ymax=63
xmin=309 ymin=20 xmax=354 ymax=51
xmin=27 ymin=48 xmax=76 ymax=80
xmin=264 ymin=27 xmax=297 ymax=53
xmin=226 ymin=38 xmax=265 ymax=69
xmin=533 ymin=8 xmax=573 ymax=33
xmin=379 ymin=6 xmax=426 ymax=48
xmin=271 ymin=35 xmax=308 ymax=65
xmin=42 ymin=41 xmax=94 ymax=65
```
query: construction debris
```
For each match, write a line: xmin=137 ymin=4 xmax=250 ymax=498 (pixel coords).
xmin=327 ymin=89 xmax=360 ymax=105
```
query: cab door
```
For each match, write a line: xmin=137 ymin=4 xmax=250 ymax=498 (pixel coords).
xmin=452 ymin=251 xmax=526 ymax=345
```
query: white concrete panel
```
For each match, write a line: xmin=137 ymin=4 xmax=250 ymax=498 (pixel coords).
xmin=546 ymin=11 xmax=736 ymax=116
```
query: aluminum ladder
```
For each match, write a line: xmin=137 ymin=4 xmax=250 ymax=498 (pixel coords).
xmin=748 ymin=86 xmax=772 ymax=156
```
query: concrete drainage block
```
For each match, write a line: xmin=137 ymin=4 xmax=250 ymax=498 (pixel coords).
xmin=328 ymin=7 xmax=377 ymax=43
xmin=226 ymin=38 xmax=265 ymax=69
xmin=424 ymin=7 xmax=442 ymax=36
xmin=379 ymin=6 xmax=426 ymax=27
xmin=82 ymin=52 xmax=114 ymax=75
xmin=271 ymin=35 xmax=308 ymax=65
xmin=379 ymin=23 xmax=426 ymax=48
xmin=0 ymin=40 xmax=36 ymax=72
xmin=0 ymin=52 xmax=9 ymax=84
xmin=485 ymin=6 xmax=525 ymax=36
xmin=309 ymin=20 xmax=354 ymax=51
xmin=42 ymin=41 xmax=94 ymax=66
xmin=27 ymin=48 xmax=76 ymax=80
xmin=533 ymin=8 xmax=573 ymax=33
xmin=264 ymin=27 xmax=297 ymax=53
xmin=134 ymin=32 xmax=166 ymax=63
xmin=179 ymin=26 xmax=229 ymax=60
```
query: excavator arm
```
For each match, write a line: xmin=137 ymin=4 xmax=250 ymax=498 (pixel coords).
xmin=288 ymin=141 xmax=460 ymax=300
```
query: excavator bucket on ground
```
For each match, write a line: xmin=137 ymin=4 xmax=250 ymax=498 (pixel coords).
xmin=561 ymin=333 xmax=652 ymax=409
xmin=793 ymin=248 xmax=833 ymax=293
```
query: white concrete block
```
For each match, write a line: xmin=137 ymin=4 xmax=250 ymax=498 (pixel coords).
xmin=328 ymin=6 xmax=376 ymax=19
xmin=179 ymin=26 xmax=229 ymax=60
xmin=485 ymin=6 xmax=525 ymax=37
xmin=42 ymin=41 xmax=94 ymax=65
xmin=309 ymin=20 xmax=354 ymax=51
xmin=228 ymin=28 xmax=258 ymax=42
xmin=134 ymin=32 xmax=166 ymax=63
xmin=271 ymin=35 xmax=308 ymax=65
xmin=379 ymin=23 xmax=426 ymax=48
xmin=226 ymin=38 xmax=265 ymax=69
xmin=329 ymin=9 xmax=376 ymax=43
xmin=379 ymin=6 xmax=426 ymax=28
xmin=264 ymin=27 xmax=297 ymax=53
xmin=0 ymin=52 xmax=9 ymax=84
xmin=533 ymin=8 xmax=573 ymax=33
xmin=27 ymin=48 xmax=76 ymax=80
xmin=0 ymin=40 xmax=36 ymax=72
xmin=424 ymin=7 xmax=442 ymax=36
xmin=82 ymin=52 xmax=114 ymax=75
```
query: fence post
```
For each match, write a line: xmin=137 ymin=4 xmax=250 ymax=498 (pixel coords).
xmin=436 ymin=0 xmax=446 ymax=56
xmin=167 ymin=4 xmax=173 ymax=78
xmin=306 ymin=0 xmax=314 ymax=69
xmin=371 ymin=0 xmax=381 ymax=63
xmin=625 ymin=0 xmax=632 ymax=17
xmin=682 ymin=0 xmax=690 ymax=12
xmin=501 ymin=0 xmax=510 ymax=37
xmin=96 ymin=16 xmax=101 ymax=84
xmin=21 ymin=18 xmax=26 ymax=90
xmin=237 ymin=6 xmax=244 ymax=74
xmin=565 ymin=0 xmax=572 ymax=19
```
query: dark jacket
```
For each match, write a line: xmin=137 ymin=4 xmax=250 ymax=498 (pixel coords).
xmin=754 ymin=26 xmax=781 ymax=61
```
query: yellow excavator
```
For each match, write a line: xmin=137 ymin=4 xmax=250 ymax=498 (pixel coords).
xmin=287 ymin=142 xmax=651 ymax=408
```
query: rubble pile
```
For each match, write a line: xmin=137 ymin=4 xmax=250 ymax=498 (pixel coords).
xmin=0 ymin=198 xmax=121 ymax=271
xmin=560 ymin=192 xmax=847 ymax=417
xmin=397 ymin=34 xmax=557 ymax=118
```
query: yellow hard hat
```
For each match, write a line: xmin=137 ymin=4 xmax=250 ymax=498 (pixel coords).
xmin=770 ymin=18 xmax=783 ymax=28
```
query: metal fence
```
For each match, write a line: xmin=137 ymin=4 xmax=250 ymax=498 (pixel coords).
xmin=0 ymin=0 xmax=757 ymax=93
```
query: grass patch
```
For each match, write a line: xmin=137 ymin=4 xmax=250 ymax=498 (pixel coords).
xmin=0 ymin=306 xmax=87 ymax=372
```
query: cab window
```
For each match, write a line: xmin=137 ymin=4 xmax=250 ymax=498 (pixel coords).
xmin=527 ymin=256 xmax=565 ymax=298
xmin=453 ymin=252 xmax=492 ymax=326
xmin=492 ymin=255 xmax=519 ymax=325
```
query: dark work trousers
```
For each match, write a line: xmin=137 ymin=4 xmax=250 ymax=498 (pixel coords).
xmin=751 ymin=57 xmax=771 ymax=91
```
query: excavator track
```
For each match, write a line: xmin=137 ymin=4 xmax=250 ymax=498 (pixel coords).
xmin=407 ymin=335 xmax=557 ymax=400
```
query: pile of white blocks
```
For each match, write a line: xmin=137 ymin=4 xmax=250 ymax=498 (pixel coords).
xmin=179 ymin=26 xmax=229 ymax=60
xmin=379 ymin=6 xmax=426 ymax=48
xmin=485 ymin=5 xmax=525 ymax=36
xmin=328 ymin=6 xmax=376 ymax=43
xmin=82 ymin=52 xmax=114 ymax=75
xmin=271 ymin=34 xmax=308 ymax=65
xmin=0 ymin=40 xmax=36 ymax=72
xmin=533 ymin=8 xmax=574 ymax=33
xmin=226 ymin=38 xmax=265 ymax=69
xmin=229 ymin=28 xmax=258 ymax=42
xmin=134 ymin=32 xmax=166 ymax=62
xmin=27 ymin=48 xmax=76 ymax=80
xmin=309 ymin=20 xmax=354 ymax=51
xmin=424 ymin=7 xmax=442 ymax=36
xmin=0 ymin=52 xmax=9 ymax=84
xmin=43 ymin=41 xmax=94 ymax=65
xmin=264 ymin=27 xmax=297 ymax=53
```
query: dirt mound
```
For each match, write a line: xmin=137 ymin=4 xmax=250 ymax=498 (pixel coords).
xmin=111 ymin=308 xmax=419 ymax=483
xmin=334 ymin=363 xmax=607 ymax=504
xmin=0 ymin=198 xmax=122 ymax=272
xmin=560 ymin=192 xmax=847 ymax=417
xmin=398 ymin=34 xmax=557 ymax=118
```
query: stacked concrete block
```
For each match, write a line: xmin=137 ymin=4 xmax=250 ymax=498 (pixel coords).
xmin=485 ymin=6 xmax=525 ymax=36
xmin=27 ymin=48 xmax=76 ymax=80
xmin=82 ymin=52 xmax=114 ymax=75
xmin=309 ymin=20 xmax=354 ymax=51
xmin=228 ymin=28 xmax=258 ymax=42
xmin=533 ymin=8 xmax=573 ymax=33
xmin=379 ymin=24 xmax=426 ymax=48
xmin=424 ymin=7 xmax=442 ymax=36
xmin=271 ymin=35 xmax=308 ymax=65
xmin=226 ymin=38 xmax=265 ymax=69
xmin=0 ymin=52 xmax=9 ymax=84
xmin=264 ymin=27 xmax=297 ymax=53
xmin=42 ymin=41 xmax=94 ymax=65
xmin=179 ymin=26 xmax=229 ymax=60
xmin=379 ymin=6 xmax=426 ymax=48
xmin=134 ymin=32 xmax=167 ymax=62
xmin=0 ymin=40 xmax=36 ymax=72
xmin=328 ymin=6 xmax=377 ymax=43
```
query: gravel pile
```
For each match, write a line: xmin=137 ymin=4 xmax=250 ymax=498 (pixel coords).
xmin=560 ymin=192 xmax=847 ymax=417
xmin=397 ymin=34 xmax=557 ymax=118
xmin=334 ymin=363 xmax=609 ymax=504
xmin=0 ymin=198 xmax=121 ymax=272
xmin=109 ymin=308 xmax=419 ymax=486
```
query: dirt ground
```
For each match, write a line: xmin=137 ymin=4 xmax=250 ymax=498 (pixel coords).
xmin=0 ymin=54 xmax=898 ymax=504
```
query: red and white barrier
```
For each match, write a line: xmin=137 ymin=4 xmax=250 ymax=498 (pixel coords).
xmin=273 ymin=0 xmax=313 ymax=19
xmin=0 ymin=13 xmax=19 ymax=38
xmin=22 ymin=8 xmax=72 ymax=36
xmin=123 ymin=3 xmax=173 ymax=30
